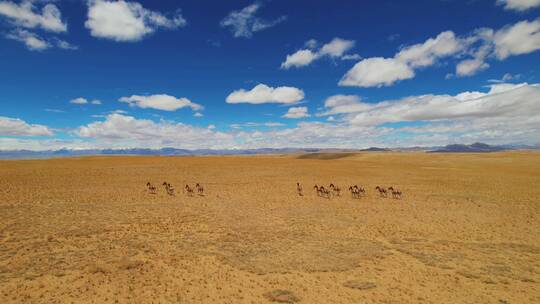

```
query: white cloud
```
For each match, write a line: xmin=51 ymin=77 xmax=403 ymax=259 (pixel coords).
xmin=304 ymin=38 xmax=317 ymax=49
xmin=280 ymin=49 xmax=318 ymax=69
xmin=456 ymin=58 xmax=490 ymax=76
xmin=455 ymin=42 xmax=492 ymax=77
xmin=319 ymin=37 xmax=355 ymax=57
xmin=321 ymin=83 xmax=540 ymax=129
xmin=341 ymin=53 xmax=362 ymax=60
xmin=230 ymin=122 xmax=285 ymax=129
xmin=340 ymin=20 xmax=540 ymax=86
xmin=5 ymin=29 xmax=49 ymax=50
xmin=395 ymin=31 xmax=463 ymax=68
xmin=226 ymin=84 xmax=304 ymax=104
xmin=4 ymin=84 xmax=540 ymax=150
xmin=70 ymin=97 xmax=88 ymax=104
xmin=340 ymin=31 xmax=462 ymax=87
xmin=496 ymin=0 xmax=540 ymax=11
xmin=119 ymin=94 xmax=202 ymax=111
xmin=493 ymin=19 xmax=540 ymax=59
xmin=339 ymin=57 xmax=415 ymax=87
xmin=193 ymin=112 xmax=203 ymax=117
xmin=55 ymin=38 xmax=78 ymax=50
xmin=0 ymin=116 xmax=53 ymax=136
xmin=220 ymin=2 xmax=285 ymax=38
xmin=282 ymin=106 xmax=310 ymax=119
xmin=281 ymin=37 xmax=356 ymax=69
xmin=5 ymin=28 xmax=77 ymax=51
xmin=0 ymin=0 xmax=67 ymax=32
xmin=503 ymin=73 xmax=519 ymax=81
xmin=319 ymin=95 xmax=373 ymax=116
xmin=70 ymin=97 xmax=101 ymax=105
xmin=488 ymin=73 xmax=522 ymax=83
xmin=85 ymin=0 xmax=186 ymax=42
xmin=76 ymin=113 xmax=234 ymax=149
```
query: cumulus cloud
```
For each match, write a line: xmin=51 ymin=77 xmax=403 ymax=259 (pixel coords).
xmin=322 ymin=83 xmax=540 ymax=128
xmin=493 ymin=19 xmax=540 ymax=59
xmin=0 ymin=116 xmax=53 ymax=136
xmin=85 ymin=0 xmax=186 ymax=42
xmin=319 ymin=38 xmax=355 ymax=57
xmin=281 ymin=37 xmax=356 ymax=69
xmin=119 ymin=94 xmax=202 ymax=111
xmin=0 ymin=0 xmax=67 ymax=32
xmin=456 ymin=58 xmax=489 ymax=76
xmin=319 ymin=95 xmax=373 ymax=116
xmin=220 ymin=2 xmax=285 ymax=38
xmin=496 ymin=0 xmax=540 ymax=11
xmin=70 ymin=97 xmax=89 ymax=104
xmin=339 ymin=57 xmax=415 ymax=87
xmin=340 ymin=31 xmax=462 ymax=87
xmin=76 ymin=113 xmax=234 ymax=149
xmin=281 ymin=49 xmax=318 ymax=69
xmin=395 ymin=31 xmax=463 ymax=68
xmin=4 ymin=84 xmax=540 ymax=150
xmin=226 ymin=84 xmax=304 ymax=104
xmin=341 ymin=20 xmax=540 ymax=86
xmin=282 ymin=106 xmax=310 ymax=119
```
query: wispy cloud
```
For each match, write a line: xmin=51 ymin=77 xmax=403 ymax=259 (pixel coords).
xmin=220 ymin=2 xmax=285 ymax=38
xmin=0 ymin=0 xmax=67 ymax=32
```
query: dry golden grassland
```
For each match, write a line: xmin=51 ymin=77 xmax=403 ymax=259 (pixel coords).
xmin=0 ymin=152 xmax=539 ymax=303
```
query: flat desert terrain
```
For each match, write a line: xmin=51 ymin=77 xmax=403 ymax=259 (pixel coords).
xmin=0 ymin=152 xmax=539 ymax=304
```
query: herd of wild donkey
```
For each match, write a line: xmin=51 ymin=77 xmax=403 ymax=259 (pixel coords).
xmin=298 ymin=182 xmax=402 ymax=199
xmin=145 ymin=182 xmax=205 ymax=196
xmin=145 ymin=181 xmax=402 ymax=199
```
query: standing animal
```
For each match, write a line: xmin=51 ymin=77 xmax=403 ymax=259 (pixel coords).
xmin=146 ymin=182 xmax=156 ymax=194
xmin=354 ymin=185 xmax=366 ymax=196
xmin=314 ymin=185 xmax=321 ymax=196
xmin=195 ymin=183 xmax=204 ymax=196
xmin=163 ymin=182 xmax=174 ymax=196
xmin=348 ymin=186 xmax=359 ymax=198
xmin=184 ymin=184 xmax=194 ymax=196
xmin=388 ymin=186 xmax=402 ymax=199
xmin=329 ymin=184 xmax=341 ymax=197
xmin=375 ymin=186 xmax=387 ymax=197
xmin=296 ymin=182 xmax=303 ymax=196
xmin=319 ymin=186 xmax=331 ymax=199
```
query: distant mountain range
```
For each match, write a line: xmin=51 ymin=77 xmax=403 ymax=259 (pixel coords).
xmin=429 ymin=142 xmax=522 ymax=153
xmin=0 ymin=143 xmax=538 ymax=159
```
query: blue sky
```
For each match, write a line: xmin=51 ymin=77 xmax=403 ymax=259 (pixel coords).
xmin=0 ymin=0 xmax=539 ymax=150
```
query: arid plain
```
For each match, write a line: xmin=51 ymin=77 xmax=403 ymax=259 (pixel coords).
xmin=0 ymin=152 xmax=539 ymax=303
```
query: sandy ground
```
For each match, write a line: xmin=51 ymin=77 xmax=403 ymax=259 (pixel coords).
xmin=0 ymin=152 xmax=539 ymax=304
